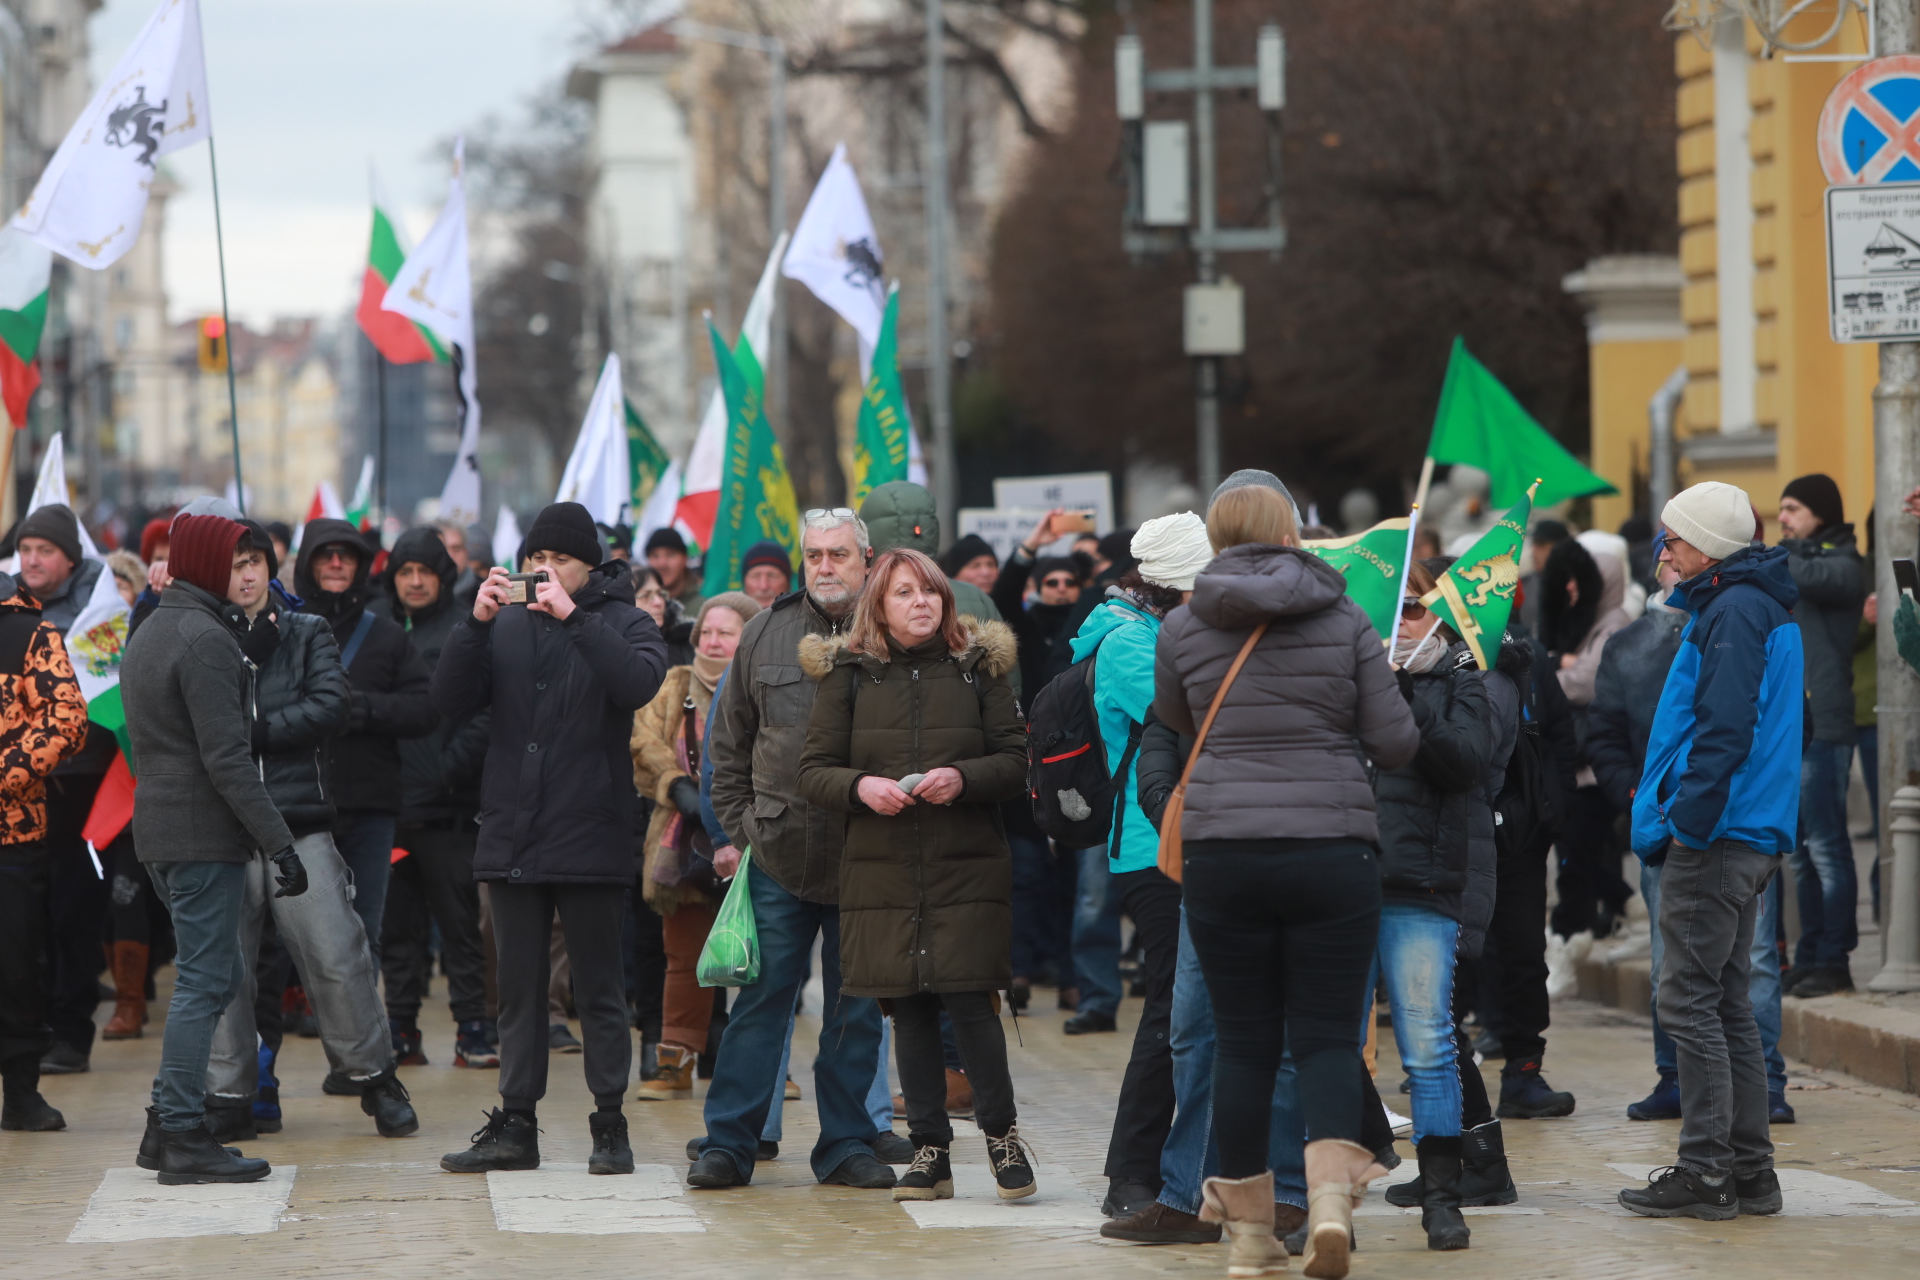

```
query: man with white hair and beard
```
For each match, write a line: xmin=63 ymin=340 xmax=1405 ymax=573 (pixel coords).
xmin=688 ymin=509 xmax=897 ymax=1192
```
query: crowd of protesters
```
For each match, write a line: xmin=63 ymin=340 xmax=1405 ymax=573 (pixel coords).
xmin=0 ymin=460 xmax=1883 ymax=1270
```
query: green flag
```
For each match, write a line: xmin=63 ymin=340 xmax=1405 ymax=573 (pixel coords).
xmin=1421 ymin=481 xmax=1537 ymax=671
xmin=1428 ymin=337 xmax=1615 ymax=510
xmin=1303 ymin=518 xmax=1412 ymax=641
xmin=626 ymin=396 xmax=671 ymax=512
xmin=702 ymin=318 xmax=799 ymax=597
xmin=852 ymin=286 xmax=911 ymax=503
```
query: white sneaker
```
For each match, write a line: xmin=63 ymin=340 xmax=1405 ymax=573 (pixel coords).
xmin=1545 ymin=928 xmax=1592 ymax=1000
xmin=1383 ymin=1105 xmax=1413 ymax=1139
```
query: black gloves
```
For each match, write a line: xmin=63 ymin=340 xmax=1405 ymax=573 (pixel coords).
xmin=269 ymin=847 xmax=308 ymax=898
xmin=1395 ymin=668 xmax=1417 ymax=703
xmin=668 ymin=776 xmax=703 ymax=819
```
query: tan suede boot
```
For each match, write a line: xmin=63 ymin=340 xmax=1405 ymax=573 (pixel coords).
xmin=634 ymin=1043 xmax=695 ymax=1100
xmin=101 ymin=942 xmax=149 ymax=1040
xmin=1199 ymin=1170 xmax=1287 ymax=1277
xmin=1301 ymin=1139 xmax=1383 ymax=1280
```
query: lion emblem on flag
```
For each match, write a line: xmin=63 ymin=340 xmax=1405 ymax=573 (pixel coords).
xmin=104 ymin=87 xmax=168 ymax=168
xmin=69 ymin=613 xmax=128 ymax=679
xmin=1455 ymin=550 xmax=1520 ymax=609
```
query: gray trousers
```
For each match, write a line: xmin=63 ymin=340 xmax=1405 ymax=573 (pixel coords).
xmin=206 ymin=832 xmax=391 ymax=1097
xmin=1655 ymin=837 xmax=1776 ymax=1178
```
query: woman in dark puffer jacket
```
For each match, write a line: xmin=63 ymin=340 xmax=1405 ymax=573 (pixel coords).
xmin=1153 ymin=484 xmax=1418 ymax=1280
xmin=1370 ymin=558 xmax=1493 ymax=1253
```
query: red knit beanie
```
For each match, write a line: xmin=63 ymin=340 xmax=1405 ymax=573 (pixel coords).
xmin=139 ymin=516 xmax=171 ymax=564
xmin=167 ymin=514 xmax=244 ymax=596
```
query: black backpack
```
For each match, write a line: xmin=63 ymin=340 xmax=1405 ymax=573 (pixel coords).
xmin=1026 ymin=639 xmax=1141 ymax=848
xmin=1495 ymin=691 xmax=1554 ymax=860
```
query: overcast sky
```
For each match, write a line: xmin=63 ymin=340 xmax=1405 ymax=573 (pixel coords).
xmin=90 ymin=0 xmax=627 ymax=328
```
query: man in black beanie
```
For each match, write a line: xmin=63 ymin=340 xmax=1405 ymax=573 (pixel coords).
xmin=433 ymin=501 xmax=666 ymax=1176
xmin=1776 ymin=474 xmax=1866 ymax=998
xmin=645 ymin=527 xmax=702 ymax=612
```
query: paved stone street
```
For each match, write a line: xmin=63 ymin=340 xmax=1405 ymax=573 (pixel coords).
xmin=5 ymin=990 xmax=1920 ymax=1279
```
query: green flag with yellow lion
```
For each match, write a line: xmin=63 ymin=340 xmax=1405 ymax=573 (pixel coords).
xmin=1419 ymin=480 xmax=1537 ymax=670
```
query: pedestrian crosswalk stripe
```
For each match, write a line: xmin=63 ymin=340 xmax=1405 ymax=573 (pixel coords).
xmin=1607 ymin=1163 xmax=1920 ymax=1216
xmin=67 ymin=1167 xmax=298 ymax=1242
xmin=486 ymin=1163 xmax=703 ymax=1233
xmin=895 ymin=1163 xmax=1105 ymax=1230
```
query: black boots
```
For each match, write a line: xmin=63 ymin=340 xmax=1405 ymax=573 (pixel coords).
xmin=0 ymin=1056 xmax=63 ymax=1131
xmin=1461 ymin=1119 xmax=1516 ymax=1205
xmin=588 ymin=1111 xmax=634 ymax=1175
xmin=360 ymin=1067 xmax=420 ymax=1137
xmin=155 ymin=1123 xmax=272 ymax=1185
xmin=136 ymin=1106 xmax=241 ymax=1170
xmin=1415 ymin=1137 xmax=1471 ymax=1251
xmin=204 ymin=1095 xmax=257 ymax=1143
xmin=440 ymin=1108 xmax=539 ymax=1173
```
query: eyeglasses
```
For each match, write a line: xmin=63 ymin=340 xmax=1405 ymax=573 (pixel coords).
xmin=1041 ymin=576 xmax=1077 ymax=590
xmin=804 ymin=508 xmax=857 ymax=520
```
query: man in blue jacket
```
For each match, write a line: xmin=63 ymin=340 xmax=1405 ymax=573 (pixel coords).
xmin=1618 ymin=482 xmax=1801 ymax=1223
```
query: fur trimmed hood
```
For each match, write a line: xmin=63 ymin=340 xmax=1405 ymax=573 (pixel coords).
xmin=797 ymin=615 xmax=1016 ymax=682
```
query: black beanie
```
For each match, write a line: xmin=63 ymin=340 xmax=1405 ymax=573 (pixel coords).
xmin=237 ymin=519 xmax=279 ymax=580
xmin=1781 ymin=474 xmax=1844 ymax=532
xmin=741 ymin=539 xmax=791 ymax=579
xmin=17 ymin=504 xmax=83 ymax=569
xmin=524 ymin=502 xmax=603 ymax=566
xmin=644 ymin=526 xmax=687 ymax=556
xmin=938 ymin=533 xmax=997 ymax=578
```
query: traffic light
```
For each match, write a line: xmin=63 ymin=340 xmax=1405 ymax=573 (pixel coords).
xmin=198 ymin=316 xmax=227 ymax=373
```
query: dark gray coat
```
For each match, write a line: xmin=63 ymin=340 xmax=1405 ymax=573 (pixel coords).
xmin=376 ymin=592 xmax=489 ymax=825
xmin=709 ymin=591 xmax=854 ymax=904
xmin=1371 ymin=653 xmax=1492 ymax=924
xmin=431 ymin=564 xmax=667 ymax=885
xmin=1461 ymin=640 xmax=1522 ymax=957
xmin=1781 ymin=525 xmax=1865 ymax=744
xmin=1152 ymin=544 xmax=1419 ymax=845
xmin=121 ymin=583 xmax=294 ymax=864
xmin=1586 ymin=602 xmax=1689 ymax=813
xmin=254 ymin=608 xmax=349 ymax=836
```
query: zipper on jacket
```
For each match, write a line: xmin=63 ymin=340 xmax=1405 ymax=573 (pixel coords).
xmin=909 ymin=662 xmax=927 ymax=990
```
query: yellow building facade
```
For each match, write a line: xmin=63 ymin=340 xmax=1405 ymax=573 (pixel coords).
xmin=1580 ymin=12 xmax=1882 ymax=541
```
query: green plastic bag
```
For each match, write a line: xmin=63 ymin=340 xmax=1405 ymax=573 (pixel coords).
xmin=696 ymin=848 xmax=761 ymax=987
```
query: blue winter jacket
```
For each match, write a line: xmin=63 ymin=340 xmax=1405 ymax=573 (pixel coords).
xmin=1630 ymin=545 xmax=1803 ymax=862
xmin=1068 ymin=592 xmax=1162 ymax=874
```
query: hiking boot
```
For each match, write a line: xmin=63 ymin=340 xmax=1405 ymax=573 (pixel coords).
xmin=102 ymin=941 xmax=149 ymax=1039
xmin=823 ymin=1149 xmax=897 ymax=1189
xmin=1101 ymin=1176 xmax=1160 ymax=1218
xmin=204 ymin=1095 xmax=257 ymax=1143
xmin=390 ymin=1018 xmax=426 ymax=1067
xmin=454 ymin=1020 xmax=499 ymax=1069
xmin=1617 ymin=1165 xmax=1737 ymax=1220
xmin=548 ymin=1023 xmax=583 ymax=1053
xmin=784 ymin=1075 xmax=802 ymax=1101
xmin=1627 ymin=1072 xmax=1681 ymax=1121
xmin=946 ymin=1068 xmax=974 ymax=1118
xmin=0 ymin=1087 xmax=64 ymax=1131
xmin=1415 ymin=1137 xmax=1470 ymax=1251
xmin=1736 ymin=1167 xmax=1782 ymax=1215
xmin=1770 ymin=1092 xmax=1796 ymax=1125
xmin=1198 ymin=1170 xmax=1285 ymax=1277
xmin=1063 ymin=1009 xmax=1117 ymax=1035
xmin=360 ymin=1067 xmax=419 ymax=1137
xmin=155 ymin=1124 xmax=271 ymax=1185
xmin=321 ymin=1069 xmax=359 ymax=1096
xmin=1497 ymin=1059 xmax=1575 ymax=1119
xmin=136 ymin=1107 xmax=238 ymax=1170
xmin=985 ymin=1125 xmax=1036 ymax=1200
xmin=38 ymin=1041 xmax=88 ymax=1075
xmin=253 ymin=1043 xmax=282 ymax=1134
xmin=891 ymin=1143 xmax=954 ymax=1201
xmin=636 ymin=1043 xmax=695 ymax=1101
xmin=871 ymin=1130 xmax=915 ymax=1163
xmin=686 ymin=1148 xmax=746 ymax=1188
xmin=588 ymin=1112 xmax=634 ymax=1175
xmin=1101 ymin=1200 xmax=1224 ymax=1244
xmin=440 ymin=1109 xmax=538 ymax=1173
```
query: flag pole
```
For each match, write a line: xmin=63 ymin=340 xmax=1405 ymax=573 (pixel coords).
xmin=376 ymin=352 xmax=388 ymax=534
xmin=208 ymin=135 xmax=245 ymax=514
xmin=1412 ymin=454 xmax=1435 ymax=515
xmin=1387 ymin=501 xmax=1423 ymax=667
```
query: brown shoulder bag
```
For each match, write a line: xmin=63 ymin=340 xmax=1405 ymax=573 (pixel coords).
xmin=1156 ymin=622 xmax=1270 ymax=884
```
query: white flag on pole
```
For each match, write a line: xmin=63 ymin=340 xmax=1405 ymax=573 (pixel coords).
xmin=783 ymin=144 xmax=886 ymax=351
xmin=492 ymin=504 xmax=523 ymax=570
xmin=383 ymin=138 xmax=480 ymax=523
xmin=24 ymin=434 xmax=101 ymax=560
xmin=11 ymin=0 xmax=211 ymax=269
xmin=554 ymin=353 xmax=633 ymax=529
xmin=636 ymin=457 xmax=683 ymax=550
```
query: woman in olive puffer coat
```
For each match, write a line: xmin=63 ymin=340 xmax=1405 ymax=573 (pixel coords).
xmin=797 ymin=548 xmax=1032 ymax=1205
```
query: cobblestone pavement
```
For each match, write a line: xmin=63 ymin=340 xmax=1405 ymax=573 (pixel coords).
xmin=5 ymin=992 xmax=1920 ymax=1280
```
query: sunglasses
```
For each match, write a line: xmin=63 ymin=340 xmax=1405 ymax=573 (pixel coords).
xmin=1400 ymin=598 xmax=1429 ymax=620
xmin=1042 ymin=576 xmax=1077 ymax=590
xmin=804 ymin=508 xmax=857 ymax=520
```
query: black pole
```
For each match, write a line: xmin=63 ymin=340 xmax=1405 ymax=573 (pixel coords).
xmin=208 ymin=135 xmax=244 ymax=513
xmin=375 ymin=350 xmax=388 ymax=531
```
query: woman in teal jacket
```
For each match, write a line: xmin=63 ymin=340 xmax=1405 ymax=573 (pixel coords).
xmin=1068 ymin=512 xmax=1214 ymax=1218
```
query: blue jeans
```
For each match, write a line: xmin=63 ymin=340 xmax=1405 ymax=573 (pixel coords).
xmin=334 ymin=809 xmax=397 ymax=968
xmin=147 ymin=861 xmax=249 ymax=1130
xmin=1790 ymin=741 xmax=1857 ymax=971
xmin=698 ymin=867 xmax=883 ymax=1182
xmin=1156 ymin=908 xmax=1307 ymax=1213
xmin=1859 ymin=724 xmax=1880 ymax=915
xmin=1072 ymin=844 xmax=1123 ymax=1018
xmin=1643 ymin=860 xmax=1785 ymax=1095
xmin=1007 ymin=815 xmax=1066 ymax=980
xmin=1375 ymin=903 xmax=1460 ymax=1142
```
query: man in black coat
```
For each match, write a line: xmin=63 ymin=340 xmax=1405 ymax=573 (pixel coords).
xmin=431 ymin=502 xmax=666 ymax=1177
xmin=295 ymin=519 xmax=436 ymax=969
xmin=374 ymin=527 xmax=495 ymax=1069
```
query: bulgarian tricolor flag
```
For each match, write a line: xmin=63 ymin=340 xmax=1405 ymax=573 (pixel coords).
xmin=0 ymin=228 xmax=52 ymax=427
xmin=345 ymin=454 xmax=376 ymax=530
xmin=355 ymin=177 xmax=446 ymax=365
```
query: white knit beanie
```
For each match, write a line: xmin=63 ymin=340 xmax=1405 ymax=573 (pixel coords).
xmin=1130 ymin=512 xmax=1212 ymax=591
xmin=1661 ymin=481 xmax=1755 ymax=561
